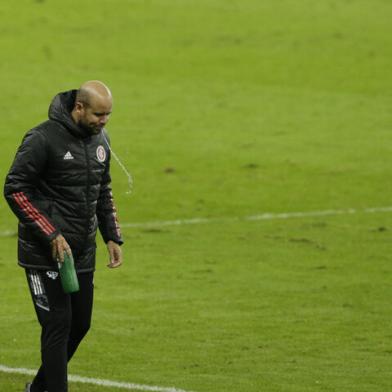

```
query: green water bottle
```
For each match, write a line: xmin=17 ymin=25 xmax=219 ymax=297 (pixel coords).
xmin=58 ymin=252 xmax=79 ymax=294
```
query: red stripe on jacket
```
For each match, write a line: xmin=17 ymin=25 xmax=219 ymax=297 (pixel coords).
xmin=12 ymin=192 xmax=56 ymax=236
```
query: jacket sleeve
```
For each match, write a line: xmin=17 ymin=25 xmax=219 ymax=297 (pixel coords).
xmin=97 ymin=148 xmax=123 ymax=245
xmin=3 ymin=129 xmax=59 ymax=243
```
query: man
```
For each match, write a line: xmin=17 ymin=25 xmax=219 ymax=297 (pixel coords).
xmin=4 ymin=81 xmax=123 ymax=392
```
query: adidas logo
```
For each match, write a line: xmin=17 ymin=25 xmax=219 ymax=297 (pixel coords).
xmin=63 ymin=151 xmax=74 ymax=160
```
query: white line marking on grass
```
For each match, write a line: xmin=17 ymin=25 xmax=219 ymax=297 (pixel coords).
xmin=0 ymin=229 xmax=17 ymax=237
xmin=0 ymin=364 xmax=192 ymax=392
xmin=120 ymin=206 xmax=392 ymax=229
xmin=1 ymin=206 xmax=392 ymax=237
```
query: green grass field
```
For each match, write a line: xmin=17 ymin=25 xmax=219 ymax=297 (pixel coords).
xmin=1 ymin=0 xmax=392 ymax=391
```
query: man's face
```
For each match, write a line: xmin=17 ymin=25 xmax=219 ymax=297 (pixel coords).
xmin=78 ymin=97 xmax=112 ymax=134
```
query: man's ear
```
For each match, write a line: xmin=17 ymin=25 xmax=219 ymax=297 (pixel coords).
xmin=74 ymin=101 xmax=84 ymax=112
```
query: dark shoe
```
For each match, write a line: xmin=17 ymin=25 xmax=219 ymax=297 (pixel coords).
xmin=24 ymin=381 xmax=47 ymax=392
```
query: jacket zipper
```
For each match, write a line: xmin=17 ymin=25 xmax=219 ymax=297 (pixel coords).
xmin=83 ymin=139 xmax=91 ymax=240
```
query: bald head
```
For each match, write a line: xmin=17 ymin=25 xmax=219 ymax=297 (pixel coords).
xmin=76 ymin=80 xmax=112 ymax=107
xmin=72 ymin=80 xmax=113 ymax=134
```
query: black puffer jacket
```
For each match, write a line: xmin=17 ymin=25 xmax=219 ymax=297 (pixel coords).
xmin=4 ymin=90 xmax=123 ymax=272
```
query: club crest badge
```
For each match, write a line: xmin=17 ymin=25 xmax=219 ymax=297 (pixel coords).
xmin=96 ymin=145 xmax=106 ymax=162
xmin=46 ymin=271 xmax=59 ymax=280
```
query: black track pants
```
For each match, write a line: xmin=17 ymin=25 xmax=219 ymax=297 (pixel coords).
xmin=25 ymin=269 xmax=94 ymax=392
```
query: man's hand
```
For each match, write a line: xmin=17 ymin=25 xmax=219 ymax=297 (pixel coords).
xmin=107 ymin=240 xmax=122 ymax=268
xmin=51 ymin=234 xmax=72 ymax=263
